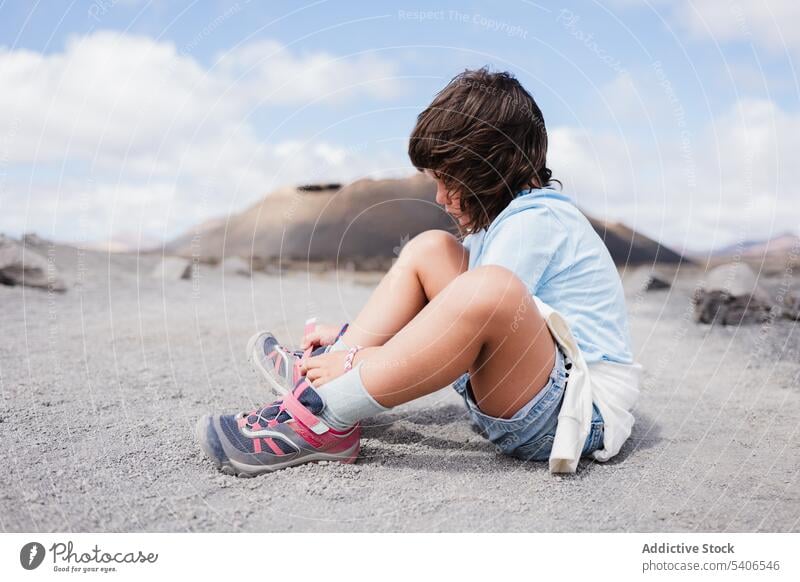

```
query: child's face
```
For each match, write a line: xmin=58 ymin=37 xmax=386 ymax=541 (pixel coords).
xmin=425 ymin=169 xmax=467 ymax=226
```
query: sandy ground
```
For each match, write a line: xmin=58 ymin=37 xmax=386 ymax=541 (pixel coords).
xmin=1 ymin=246 xmax=798 ymax=532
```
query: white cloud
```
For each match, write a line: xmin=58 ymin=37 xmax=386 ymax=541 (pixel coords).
xmin=1 ymin=32 xmax=227 ymax=162
xmin=674 ymin=0 xmax=800 ymax=54
xmin=548 ymin=97 xmax=800 ymax=252
xmin=549 ymin=126 xmax=637 ymax=206
xmin=214 ymin=39 xmax=400 ymax=105
xmin=0 ymin=31 xmax=404 ymax=244
xmin=2 ymin=29 xmax=796 ymax=253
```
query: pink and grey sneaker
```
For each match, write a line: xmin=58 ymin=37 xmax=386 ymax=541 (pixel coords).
xmin=246 ymin=321 xmax=349 ymax=395
xmin=195 ymin=377 xmax=361 ymax=477
xmin=246 ymin=331 xmax=310 ymax=395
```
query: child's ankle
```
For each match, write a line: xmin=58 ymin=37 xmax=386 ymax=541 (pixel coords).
xmin=316 ymin=362 xmax=389 ymax=430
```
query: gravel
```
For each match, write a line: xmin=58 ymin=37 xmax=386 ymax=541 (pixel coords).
xmin=0 ymin=247 xmax=798 ymax=532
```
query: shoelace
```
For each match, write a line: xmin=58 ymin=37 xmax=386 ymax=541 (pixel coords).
xmin=244 ymin=401 xmax=284 ymax=428
xmin=280 ymin=321 xmax=349 ymax=359
xmin=244 ymin=324 xmax=352 ymax=431
xmin=243 ymin=378 xmax=315 ymax=429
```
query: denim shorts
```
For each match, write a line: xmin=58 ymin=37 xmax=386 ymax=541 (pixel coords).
xmin=452 ymin=343 xmax=605 ymax=462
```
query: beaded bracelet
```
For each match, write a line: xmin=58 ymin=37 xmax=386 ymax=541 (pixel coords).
xmin=343 ymin=345 xmax=363 ymax=372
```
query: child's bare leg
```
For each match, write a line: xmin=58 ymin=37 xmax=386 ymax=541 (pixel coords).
xmin=342 ymin=230 xmax=468 ymax=348
xmin=358 ymin=265 xmax=556 ymax=419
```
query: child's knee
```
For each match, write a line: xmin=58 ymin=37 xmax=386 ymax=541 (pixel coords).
xmin=456 ymin=265 xmax=533 ymax=318
xmin=404 ymin=229 xmax=460 ymax=259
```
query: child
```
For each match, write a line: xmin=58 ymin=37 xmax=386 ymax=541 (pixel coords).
xmin=195 ymin=68 xmax=642 ymax=476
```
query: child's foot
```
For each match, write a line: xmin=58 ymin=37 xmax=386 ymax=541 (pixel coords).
xmin=195 ymin=378 xmax=361 ymax=477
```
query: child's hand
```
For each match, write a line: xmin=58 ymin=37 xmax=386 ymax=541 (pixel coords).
xmin=300 ymin=347 xmax=373 ymax=386
xmin=301 ymin=323 xmax=342 ymax=349
xmin=300 ymin=351 xmax=347 ymax=386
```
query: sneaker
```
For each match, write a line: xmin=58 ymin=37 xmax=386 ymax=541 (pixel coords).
xmin=246 ymin=321 xmax=349 ymax=395
xmin=195 ymin=378 xmax=361 ymax=477
xmin=246 ymin=331 xmax=309 ymax=395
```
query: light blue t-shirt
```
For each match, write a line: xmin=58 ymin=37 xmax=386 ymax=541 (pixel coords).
xmin=462 ymin=188 xmax=634 ymax=364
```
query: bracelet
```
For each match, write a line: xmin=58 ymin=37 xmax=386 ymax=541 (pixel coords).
xmin=343 ymin=345 xmax=363 ymax=372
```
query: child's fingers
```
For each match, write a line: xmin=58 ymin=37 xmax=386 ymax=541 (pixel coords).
xmin=301 ymin=331 xmax=321 ymax=349
xmin=324 ymin=324 xmax=344 ymax=345
xmin=306 ymin=367 xmax=322 ymax=384
xmin=300 ymin=354 xmax=321 ymax=374
xmin=303 ymin=323 xmax=339 ymax=347
xmin=301 ymin=323 xmax=341 ymax=349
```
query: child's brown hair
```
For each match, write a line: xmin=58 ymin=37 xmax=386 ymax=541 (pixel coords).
xmin=408 ymin=67 xmax=556 ymax=233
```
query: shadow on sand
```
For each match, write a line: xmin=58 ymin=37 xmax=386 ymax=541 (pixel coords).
xmin=358 ymin=406 xmax=662 ymax=476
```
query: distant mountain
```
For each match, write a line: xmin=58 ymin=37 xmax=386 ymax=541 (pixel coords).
xmin=588 ymin=218 xmax=685 ymax=265
xmin=708 ymin=233 xmax=800 ymax=259
xmin=78 ymin=231 xmax=163 ymax=253
xmin=163 ymin=174 xmax=451 ymax=268
xmin=155 ymin=216 xmax=228 ymax=257
xmin=164 ymin=175 xmax=687 ymax=269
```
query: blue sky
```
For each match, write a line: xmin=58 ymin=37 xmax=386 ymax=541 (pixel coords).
xmin=1 ymin=0 xmax=798 ymax=252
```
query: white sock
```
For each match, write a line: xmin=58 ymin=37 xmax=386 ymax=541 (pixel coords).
xmin=316 ymin=362 xmax=390 ymax=430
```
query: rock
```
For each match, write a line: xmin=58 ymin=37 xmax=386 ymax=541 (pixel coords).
xmin=297 ymin=183 xmax=342 ymax=192
xmin=626 ymin=267 xmax=672 ymax=293
xmin=782 ymin=291 xmax=800 ymax=321
xmin=221 ymin=256 xmax=252 ymax=277
xmin=692 ymin=262 xmax=773 ymax=325
xmin=0 ymin=234 xmax=67 ymax=291
xmin=150 ymin=256 xmax=194 ymax=280
xmin=21 ymin=232 xmax=53 ymax=249
xmin=644 ymin=271 xmax=672 ymax=291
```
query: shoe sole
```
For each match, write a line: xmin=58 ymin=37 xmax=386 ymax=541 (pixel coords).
xmin=245 ymin=331 xmax=291 ymax=396
xmin=195 ymin=415 xmax=360 ymax=478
